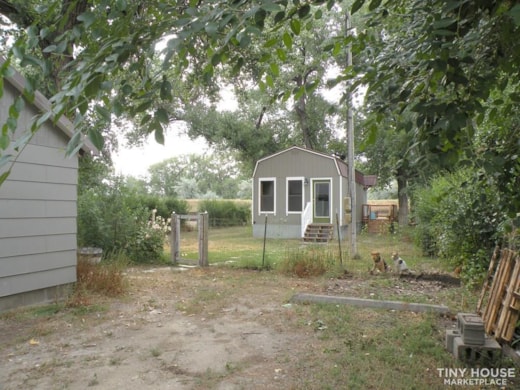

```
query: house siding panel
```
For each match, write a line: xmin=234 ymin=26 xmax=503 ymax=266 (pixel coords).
xmin=0 ymin=200 xmax=76 ymax=218
xmin=0 ymin=267 xmax=76 ymax=298
xmin=0 ymin=234 xmax=76 ymax=258
xmin=252 ymin=147 xmax=371 ymax=238
xmin=0 ymin=64 xmax=82 ymax=307
xmin=0 ymin=217 xmax=77 ymax=238
xmin=7 ymin=161 xmax=77 ymax=184
xmin=0 ymin=250 xmax=76 ymax=280
xmin=0 ymin=181 xmax=77 ymax=201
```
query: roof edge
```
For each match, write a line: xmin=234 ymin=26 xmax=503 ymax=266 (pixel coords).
xmin=1 ymin=56 xmax=98 ymax=155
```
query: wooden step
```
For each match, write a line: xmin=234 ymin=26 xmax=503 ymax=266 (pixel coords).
xmin=303 ymin=223 xmax=334 ymax=243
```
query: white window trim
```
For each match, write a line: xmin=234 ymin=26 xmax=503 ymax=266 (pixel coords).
xmin=286 ymin=177 xmax=305 ymax=215
xmin=258 ymin=177 xmax=276 ymax=215
xmin=311 ymin=177 xmax=333 ymax=222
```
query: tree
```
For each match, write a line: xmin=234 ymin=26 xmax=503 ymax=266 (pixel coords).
xmin=2 ymin=0 xmax=520 ymax=193
xmin=354 ymin=0 xmax=520 ymax=165
xmin=147 ymin=153 xmax=248 ymax=199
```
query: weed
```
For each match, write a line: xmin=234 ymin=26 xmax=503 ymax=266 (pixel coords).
xmin=87 ymin=373 xmax=99 ymax=387
xmin=278 ymin=246 xmax=338 ymax=277
xmin=73 ymin=254 xmax=129 ymax=300
xmin=109 ymin=356 xmax=123 ymax=366
xmin=150 ymin=347 xmax=161 ymax=357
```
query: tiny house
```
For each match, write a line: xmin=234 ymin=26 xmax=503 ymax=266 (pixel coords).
xmin=0 ymin=59 xmax=96 ymax=311
xmin=252 ymin=146 xmax=376 ymax=240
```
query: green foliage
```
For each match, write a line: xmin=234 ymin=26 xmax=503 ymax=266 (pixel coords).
xmin=412 ymin=169 xmax=502 ymax=284
xmin=148 ymin=153 xmax=249 ymax=198
xmin=197 ymin=200 xmax=251 ymax=227
xmin=78 ymin=158 xmax=185 ymax=263
xmin=125 ymin=219 xmax=168 ymax=264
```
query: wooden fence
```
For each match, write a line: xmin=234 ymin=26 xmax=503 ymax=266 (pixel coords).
xmin=170 ymin=212 xmax=209 ymax=267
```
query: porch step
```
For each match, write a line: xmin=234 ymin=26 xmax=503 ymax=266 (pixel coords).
xmin=303 ymin=223 xmax=334 ymax=243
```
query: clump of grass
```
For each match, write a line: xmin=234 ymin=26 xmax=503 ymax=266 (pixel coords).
xmin=69 ymin=253 xmax=129 ymax=307
xmin=278 ymin=246 xmax=338 ymax=277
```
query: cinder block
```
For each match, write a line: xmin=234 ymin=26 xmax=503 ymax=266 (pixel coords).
xmin=453 ymin=336 xmax=502 ymax=364
xmin=457 ymin=313 xmax=485 ymax=345
xmin=445 ymin=329 xmax=460 ymax=354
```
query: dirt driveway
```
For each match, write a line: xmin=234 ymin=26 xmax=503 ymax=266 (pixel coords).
xmin=0 ymin=267 xmax=328 ymax=390
xmin=1 ymin=266 xmax=466 ymax=390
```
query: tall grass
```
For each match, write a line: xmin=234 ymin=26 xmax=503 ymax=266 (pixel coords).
xmin=69 ymin=254 xmax=128 ymax=307
xmin=278 ymin=245 xmax=342 ymax=277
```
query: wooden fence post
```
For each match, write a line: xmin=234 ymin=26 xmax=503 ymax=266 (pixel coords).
xmin=198 ymin=212 xmax=209 ymax=267
xmin=171 ymin=212 xmax=180 ymax=265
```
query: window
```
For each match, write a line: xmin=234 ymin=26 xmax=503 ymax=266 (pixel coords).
xmin=287 ymin=179 xmax=303 ymax=212
xmin=260 ymin=179 xmax=275 ymax=213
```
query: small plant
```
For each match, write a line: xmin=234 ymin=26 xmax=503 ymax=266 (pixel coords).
xmin=70 ymin=253 xmax=129 ymax=305
xmin=278 ymin=246 xmax=337 ymax=277
xmin=150 ymin=347 xmax=162 ymax=357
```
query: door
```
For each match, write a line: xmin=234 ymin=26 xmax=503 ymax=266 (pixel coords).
xmin=313 ymin=180 xmax=331 ymax=223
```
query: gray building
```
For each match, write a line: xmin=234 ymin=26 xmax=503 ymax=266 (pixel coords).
xmin=252 ymin=146 xmax=376 ymax=239
xmin=0 ymin=59 xmax=96 ymax=311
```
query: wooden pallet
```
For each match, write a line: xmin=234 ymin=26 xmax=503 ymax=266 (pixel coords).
xmin=479 ymin=247 xmax=520 ymax=343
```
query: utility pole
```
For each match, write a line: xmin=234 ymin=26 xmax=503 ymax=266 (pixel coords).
xmin=345 ymin=11 xmax=358 ymax=257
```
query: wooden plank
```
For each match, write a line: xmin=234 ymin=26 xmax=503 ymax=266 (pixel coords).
xmin=198 ymin=212 xmax=209 ymax=267
xmin=477 ymin=245 xmax=500 ymax=315
xmin=483 ymin=249 xmax=512 ymax=334
xmin=170 ymin=213 xmax=180 ymax=264
xmin=500 ymin=257 xmax=520 ymax=342
xmin=496 ymin=254 xmax=519 ymax=341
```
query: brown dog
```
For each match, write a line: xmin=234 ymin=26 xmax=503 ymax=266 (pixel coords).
xmin=370 ymin=251 xmax=389 ymax=274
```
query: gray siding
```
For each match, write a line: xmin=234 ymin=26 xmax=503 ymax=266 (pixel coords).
xmin=0 ymin=68 xmax=79 ymax=304
xmin=252 ymin=147 xmax=368 ymax=238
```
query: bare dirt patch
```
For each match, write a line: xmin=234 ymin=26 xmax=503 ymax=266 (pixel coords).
xmin=0 ymin=267 xmax=464 ymax=389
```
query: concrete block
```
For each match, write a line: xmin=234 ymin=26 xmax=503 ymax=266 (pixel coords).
xmin=457 ymin=313 xmax=485 ymax=345
xmin=445 ymin=329 xmax=460 ymax=354
xmin=453 ymin=336 xmax=502 ymax=365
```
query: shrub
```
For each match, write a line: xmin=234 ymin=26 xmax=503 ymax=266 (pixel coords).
xmin=412 ymin=168 xmax=502 ymax=284
xmin=126 ymin=216 xmax=170 ymax=263
xmin=78 ymin=178 xmax=182 ymax=263
xmin=197 ymin=200 xmax=251 ymax=227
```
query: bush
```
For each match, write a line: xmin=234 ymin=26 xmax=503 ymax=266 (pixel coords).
xmin=412 ymin=168 xmax=502 ymax=284
xmin=197 ymin=200 xmax=251 ymax=227
xmin=78 ymin=178 xmax=181 ymax=263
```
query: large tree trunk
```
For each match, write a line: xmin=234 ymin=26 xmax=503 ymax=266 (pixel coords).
xmin=396 ymin=167 xmax=409 ymax=226
xmin=295 ymin=94 xmax=314 ymax=149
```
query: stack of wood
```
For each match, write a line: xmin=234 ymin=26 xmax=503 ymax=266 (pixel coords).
xmin=478 ymin=247 xmax=520 ymax=344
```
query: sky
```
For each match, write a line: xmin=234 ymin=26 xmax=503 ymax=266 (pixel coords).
xmin=111 ymin=75 xmax=353 ymax=178
xmin=112 ymin=87 xmax=237 ymax=178
xmin=112 ymin=127 xmax=209 ymax=177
